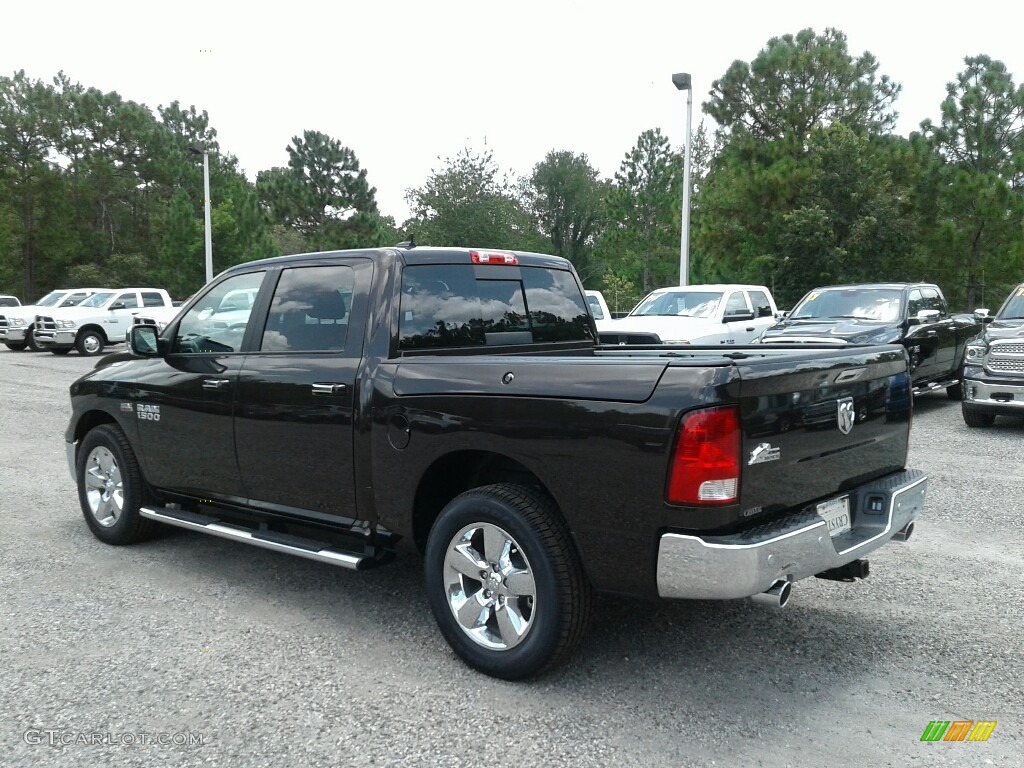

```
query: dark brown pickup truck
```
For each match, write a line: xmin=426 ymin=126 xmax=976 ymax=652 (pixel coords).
xmin=65 ymin=246 xmax=928 ymax=679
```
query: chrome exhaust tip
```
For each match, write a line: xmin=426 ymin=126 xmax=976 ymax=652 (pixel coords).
xmin=750 ymin=579 xmax=792 ymax=608
xmin=892 ymin=522 xmax=914 ymax=542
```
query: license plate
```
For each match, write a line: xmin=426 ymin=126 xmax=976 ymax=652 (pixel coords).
xmin=817 ymin=496 xmax=851 ymax=537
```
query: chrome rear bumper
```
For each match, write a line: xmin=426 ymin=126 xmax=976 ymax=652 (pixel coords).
xmin=656 ymin=469 xmax=927 ymax=599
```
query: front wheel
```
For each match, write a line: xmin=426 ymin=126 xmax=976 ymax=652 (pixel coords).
xmin=424 ymin=483 xmax=593 ymax=680
xmin=3 ymin=341 xmax=27 ymax=351
xmin=26 ymin=327 xmax=42 ymax=351
xmin=962 ymin=406 xmax=995 ymax=428
xmin=76 ymin=329 xmax=105 ymax=356
xmin=77 ymin=425 xmax=156 ymax=544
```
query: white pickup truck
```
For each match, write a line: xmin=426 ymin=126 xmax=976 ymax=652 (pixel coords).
xmin=1 ymin=288 xmax=110 ymax=351
xmin=34 ymin=288 xmax=174 ymax=356
xmin=598 ymin=284 xmax=780 ymax=346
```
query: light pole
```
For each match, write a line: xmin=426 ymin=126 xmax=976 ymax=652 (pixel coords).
xmin=672 ymin=72 xmax=693 ymax=286
xmin=188 ymin=144 xmax=214 ymax=284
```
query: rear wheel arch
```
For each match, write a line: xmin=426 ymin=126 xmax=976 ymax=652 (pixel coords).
xmin=411 ymin=450 xmax=555 ymax=554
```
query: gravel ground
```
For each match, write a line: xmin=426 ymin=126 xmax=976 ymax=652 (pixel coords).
xmin=1 ymin=347 xmax=1021 ymax=768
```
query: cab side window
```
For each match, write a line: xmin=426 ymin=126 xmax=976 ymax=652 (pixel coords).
xmin=115 ymin=293 xmax=139 ymax=309
xmin=748 ymin=290 xmax=773 ymax=317
xmin=922 ymin=288 xmax=945 ymax=315
xmin=724 ymin=291 xmax=750 ymax=317
xmin=261 ymin=266 xmax=354 ymax=352
xmin=173 ymin=272 xmax=266 ymax=354
xmin=907 ymin=290 xmax=925 ymax=318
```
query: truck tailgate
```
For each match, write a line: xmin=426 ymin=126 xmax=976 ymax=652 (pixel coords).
xmin=733 ymin=345 xmax=911 ymax=517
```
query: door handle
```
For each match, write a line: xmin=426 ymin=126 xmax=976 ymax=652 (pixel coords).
xmin=312 ymin=382 xmax=346 ymax=395
xmin=745 ymin=327 xmax=755 ymax=332
xmin=202 ymin=378 xmax=230 ymax=390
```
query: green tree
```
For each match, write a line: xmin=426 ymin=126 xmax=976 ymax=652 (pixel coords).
xmin=404 ymin=147 xmax=543 ymax=250
xmin=522 ymin=150 xmax=606 ymax=280
xmin=919 ymin=55 xmax=1024 ymax=309
xmin=599 ymin=271 xmax=639 ymax=314
xmin=257 ymin=130 xmax=383 ymax=250
xmin=597 ymin=128 xmax=681 ymax=293
xmin=695 ymin=126 xmax=920 ymax=307
xmin=0 ymin=70 xmax=70 ymax=298
xmin=705 ymin=27 xmax=900 ymax=144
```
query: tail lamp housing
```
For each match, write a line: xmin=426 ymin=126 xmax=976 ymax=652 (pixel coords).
xmin=667 ymin=405 xmax=741 ymax=506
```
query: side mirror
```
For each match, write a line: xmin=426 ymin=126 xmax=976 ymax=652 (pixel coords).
xmin=723 ymin=310 xmax=756 ymax=323
xmin=916 ymin=309 xmax=941 ymax=323
xmin=130 ymin=325 xmax=161 ymax=357
xmin=109 ymin=301 xmax=126 ymax=310
xmin=974 ymin=308 xmax=994 ymax=324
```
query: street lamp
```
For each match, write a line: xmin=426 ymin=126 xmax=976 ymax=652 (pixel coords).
xmin=188 ymin=144 xmax=214 ymax=284
xmin=672 ymin=72 xmax=693 ymax=286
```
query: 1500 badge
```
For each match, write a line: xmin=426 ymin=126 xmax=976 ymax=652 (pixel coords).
xmin=136 ymin=404 xmax=161 ymax=422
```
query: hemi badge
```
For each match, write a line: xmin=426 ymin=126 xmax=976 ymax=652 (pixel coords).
xmin=120 ymin=402 xmax=134 ymax=412
xmin=749 ymin=442 xmax=781 ymax=465
xmin=834 ymin=368 xmax=866 ymax=384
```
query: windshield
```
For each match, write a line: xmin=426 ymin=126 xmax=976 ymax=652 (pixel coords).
xmin=33 ymin=291 xmax=64 ymax=307
xmin=76 ymin=292 xmax=115 ymax=308
xmin=997 ymin=287 xmax=1024 ymax=319
xmin=790 ymin=288 xmax=903 ymax=322
xmin=630 ymin=290 xmax=723 ymax=319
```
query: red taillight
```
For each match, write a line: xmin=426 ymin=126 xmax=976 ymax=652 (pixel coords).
xmin=470 ymin=250 xmax=518 ymax=265
xmin=667 ymin=406 xmax=741 ymax=506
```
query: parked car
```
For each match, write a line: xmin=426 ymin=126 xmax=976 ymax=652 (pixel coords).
xmin=34 ymin=288 xmax=175 ymax=356
xmin=759 ymin=283 xmax=986 ymax=398
xmin=0 ymin=288 xmax=110 ymax=351
xmin=960 ymin=284 xmax=1024 ymax=427
xmin=598 ymin=284 xmax=780 ymax=346
xmin=66 ymin=245 xmax=926 ymax=680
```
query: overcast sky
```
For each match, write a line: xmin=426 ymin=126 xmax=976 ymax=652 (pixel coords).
xmin=6 ymin=1 xmax=1023 ymax=224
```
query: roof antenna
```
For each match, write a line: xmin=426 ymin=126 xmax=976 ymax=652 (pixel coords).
xmin=395 ymin=233 xmax=415 ymax=249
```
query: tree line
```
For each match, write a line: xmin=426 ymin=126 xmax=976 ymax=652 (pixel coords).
xmin=1 ymin=27 xmax=1021 ymax=312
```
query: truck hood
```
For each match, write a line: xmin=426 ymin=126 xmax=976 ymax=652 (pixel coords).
xmin=760 ymin=318 xmax=901 ymax=345
xmin=984 ymin=318 xmax=1024 ymax=340
xmin=38 ymin=306 xmax=111 ymax=320
xmin=603 ymin=315 xmax=719 ymax=340
xmin=1 ymin=305 xmax=44 ymax=321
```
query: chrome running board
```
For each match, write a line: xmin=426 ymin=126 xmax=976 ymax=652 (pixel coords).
xmin=140 ymin=505 xmax=368 ymax=570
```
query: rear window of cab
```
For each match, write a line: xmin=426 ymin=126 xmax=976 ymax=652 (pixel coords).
xmin=398 ymin=264 xmax=593 ymax=350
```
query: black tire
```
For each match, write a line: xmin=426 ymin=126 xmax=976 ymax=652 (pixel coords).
xmin=424 ymin=483 xmax=593 ymax=680
xmin=26 ymin=327 xmax=41 ymax=351
xmin=75 ymin=328 xmax=105 ymax=356
xmin=962 ymin=406 xmax=995 ymax=428
xmin=51 ymin=348 xmax=71 ymax=355
xmin=3 ymin=341 xmax=26 ymax=351
xmin=76 ymin=424 xmax=156 ymax=545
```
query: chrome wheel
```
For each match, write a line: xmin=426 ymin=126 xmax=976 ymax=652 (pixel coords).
xmin=444 ymin=522 xmax=537 ymax=650
xmin=79 ymin=332 xmax=103 ymax=355
xmin=84 ymin=446 xmax=123 ymax=527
